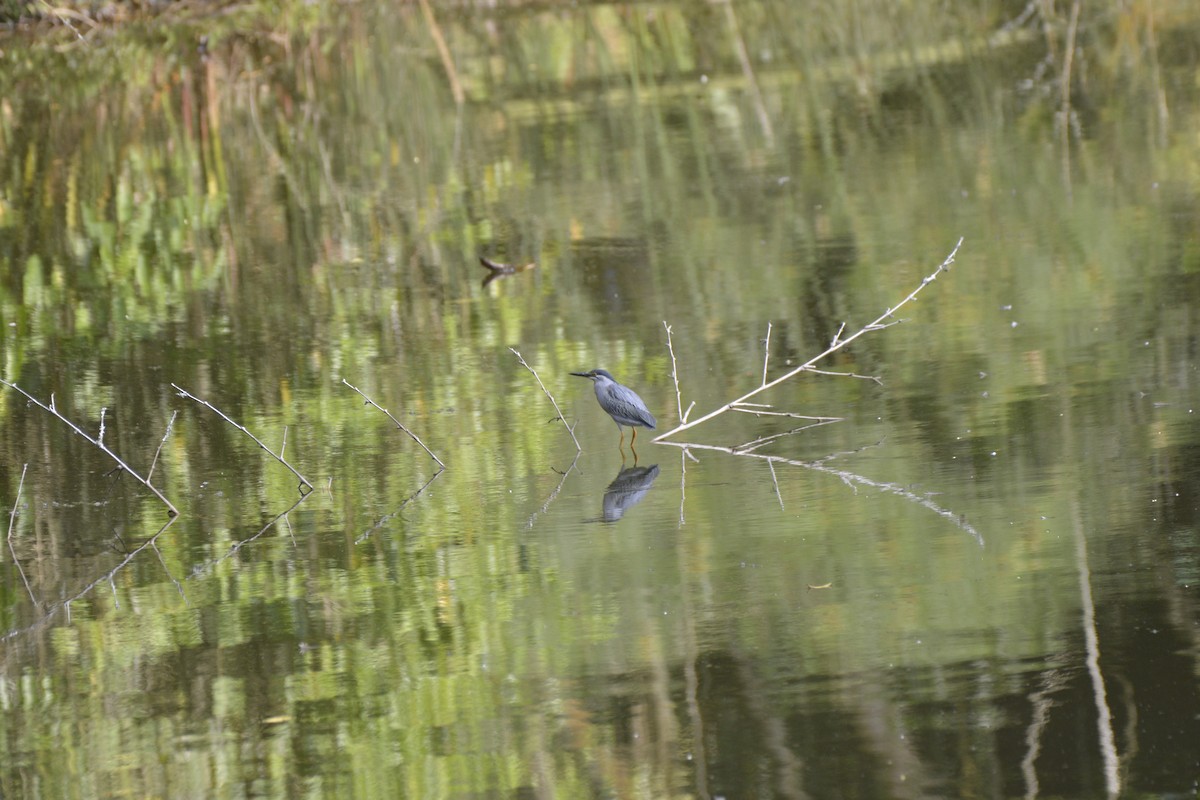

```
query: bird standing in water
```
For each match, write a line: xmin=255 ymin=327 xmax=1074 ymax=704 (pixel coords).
xmin=571 ymin=369 xmax=656 ymax=452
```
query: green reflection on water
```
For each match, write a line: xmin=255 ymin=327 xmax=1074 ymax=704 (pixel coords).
xmin=3 ymin=1 xmax=1200 ymax=797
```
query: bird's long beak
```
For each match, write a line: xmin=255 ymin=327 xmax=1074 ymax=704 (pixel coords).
xmin=570 ymin=372 xmax=592 ymax=379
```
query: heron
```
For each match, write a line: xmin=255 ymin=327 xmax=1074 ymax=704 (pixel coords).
xmin=571 ymin=369 xmax=656 ymax=451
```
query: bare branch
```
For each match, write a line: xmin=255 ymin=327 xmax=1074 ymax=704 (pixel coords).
xmin=731 ymin=406 xmax=843 ymax=422
xmin=510 ymin=349 xmax=581 ymax=452
xmin=0 ymin=379 xmax=178 ymax=516
xmin=171 ymin=383 xmax=314 ymax=495
xmin=664 ymin=322 xmax=689 ymax=424
xmin=654 ymin=239 xmax=963 ymax=442
xmin=341 ymin=379 xmax=445 ymax=469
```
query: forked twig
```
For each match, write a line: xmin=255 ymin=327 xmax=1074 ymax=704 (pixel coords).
xmin=341 ymin=379 xmax=445 ymax=469
xmin=510 ymin=348 xmax=581 ymax=452
xmin=0 ymin=379 xmax=179 ymax=516
xmin=171 ymin=383 xmax=314 ymax=495
xmin=654 ymin=238 xmax=963 ymax=442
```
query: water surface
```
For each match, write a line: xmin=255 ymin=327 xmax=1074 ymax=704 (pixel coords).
xmin=2 ymin=2 xmax=1200 ymax=798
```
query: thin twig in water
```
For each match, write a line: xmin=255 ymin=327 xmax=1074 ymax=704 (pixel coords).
xmin=655 ymin=238 xmax=963 ymax=442
xmin=0 ymin=380 xmax=178 ymax=516
xmin=280 ymin=426 xmax=288 ymax=461
xmin=171 ymin=383 xmax=314 ymax=495
xmin=663 ymin=322 xmax=690 ymax=424
xmin=147 ymin=410 xmax=178 ymax=483
xmin=7 ymin=463 xmax=27 ymax=542
xmin=762 ymin=321 xmax=773 ymax=387
xmin=731 ymin=406 xmax=843 ymax=421
xmin=98 ymin=407 xmax=107 ymax=446
xmin=510 ymin=349 xmax=581 ymax=452
xmin=341 ymin=379 xmax=446 ymax=469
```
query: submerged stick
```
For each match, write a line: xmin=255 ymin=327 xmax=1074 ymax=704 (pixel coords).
xmin=341 ymin=379 xmax=445 ymax=469
xmin=0 ymin=379 xmax=178 ymax=516
xmin=510 ymin=348 xmax=581 ymax=452
xmin=7 ymin=463 xmax=27 ymax=542
xmin=171 ymin=383 xmax=314 ymax=495
xmin=654 ymin=238 xmax=963 ymax=442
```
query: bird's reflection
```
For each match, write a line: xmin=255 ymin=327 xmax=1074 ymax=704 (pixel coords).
xmin=600 ymin=464 xmax=660 ymax=522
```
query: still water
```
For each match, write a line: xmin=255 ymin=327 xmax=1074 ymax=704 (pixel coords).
xmin=2 ymin=2 xmax=1199 ymax=798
